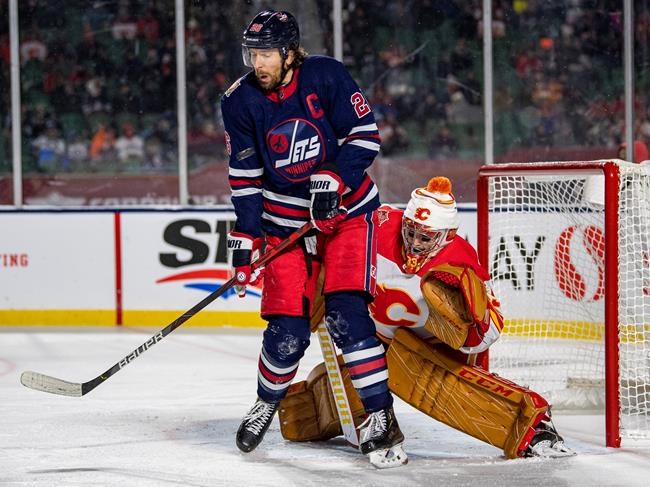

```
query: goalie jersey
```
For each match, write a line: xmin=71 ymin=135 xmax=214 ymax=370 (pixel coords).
xmin=221 ymin=55 xmax=381 ymax=238
xmin=370 ymin=205 xmax=504 ymax=353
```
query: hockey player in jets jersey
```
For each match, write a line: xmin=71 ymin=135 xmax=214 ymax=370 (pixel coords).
xmin=279 ymin=177 xmax=575 ymax=460
xmin=221 ymin=10 xmax=404 ymax=467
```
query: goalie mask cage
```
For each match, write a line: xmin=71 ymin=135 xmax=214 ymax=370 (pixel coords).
xmin=477 ymin=160 xmax=650 ymax=448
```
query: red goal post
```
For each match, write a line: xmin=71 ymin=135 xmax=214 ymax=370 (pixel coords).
xmin=477 ymin=160 xmax=650 ymax=448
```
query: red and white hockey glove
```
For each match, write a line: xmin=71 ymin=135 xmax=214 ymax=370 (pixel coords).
xmin=309 ymin=170 xmax=347 ymax=234
xmin=227 ymin=231 xmax=264 ymax=298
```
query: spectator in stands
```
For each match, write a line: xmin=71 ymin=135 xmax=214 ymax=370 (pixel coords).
xmin=82 ymin=1 xmax=114 ymax=34
xmin=450 ymin=38 xmax=474 ymax=77
xmin=115 ymin=122 xmax=144 ymax=170
xmin=137 ymin=8 xmax=161 ymax=45
xmin=0 ymin=33 xmax=10 ymax=66
xmin=89 ymin=123 xmax=117 ymax=170
xmin=112 ymin=8 xmax=138 ymax=41
xmin=32 ymin=120 xmax=67 ymax=172
xmin=618 ymin=140 xmax=649 ymax=164
xmin=23 ymin=103 xmax=53 ymax=139
xmin=76 ymin=28 xmax=114 ymax=78
xmin=20 ymin=29 xmax=47 ymax=64
xmin=81 ymin=76 xmax=112 ymax=117
xmin=143 ymin=115 xmax=176 ymax=170
xmin=378 ymin=112 xmax=410 ymax=156
xmin=186 ymin=18 xmax=204 ymax=46
xmin=430 ymin=125 xmax=459 ymax=159
xmin=158 ymin=39 xmax=177 ymax=112
xmin=144 ymin=136 xmax=165 ymax=170
xmin=119 ymin=50 xmax=144 ymax=86
xmin=445 ymin=75 xmax=481 ymax=125
xmin=67 ymin=131 xmax=89 ymax=171
xmin=113 ymin=78 xmax=142 ymax=114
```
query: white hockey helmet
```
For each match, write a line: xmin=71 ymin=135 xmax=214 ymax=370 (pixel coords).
xmin=402 ymin=176 xmax=459 ymax=274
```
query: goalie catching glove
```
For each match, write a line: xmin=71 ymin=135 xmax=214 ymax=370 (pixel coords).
xmin=309 ymin=166 xmax=347 ymax=234
xmin=227 ymin=231 xmax=264 ymax=298
xmin=422 ymin=264 xmax=504 ymax=353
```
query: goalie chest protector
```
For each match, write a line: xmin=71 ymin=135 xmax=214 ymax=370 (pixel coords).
xmin=371 ymin=206 xmax=434 ymax=342
xmin=371 ymin=205 xmax=489 ymax=343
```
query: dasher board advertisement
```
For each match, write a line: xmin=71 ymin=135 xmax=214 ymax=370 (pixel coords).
xmin=120 ymin=211 xmax=265 ymax=328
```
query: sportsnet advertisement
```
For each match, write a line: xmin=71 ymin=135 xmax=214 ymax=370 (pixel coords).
xmin=120 ymin=211 xmax=266 ymax=328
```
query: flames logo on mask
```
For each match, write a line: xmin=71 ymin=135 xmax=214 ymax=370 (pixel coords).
xmin=414 ymin=207 xmax=431 ymax=221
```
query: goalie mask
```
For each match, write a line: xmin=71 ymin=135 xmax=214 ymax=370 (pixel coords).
xmin=402 ymin=177 xmax=459 ymax=274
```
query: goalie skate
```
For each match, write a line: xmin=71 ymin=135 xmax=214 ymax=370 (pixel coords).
xmin=358 ymin=407 xmax=408 ymax=469
xmin=525 ymin=420 xmax=576 ymax=458
xmin=236 ymin=397 xmax=278 ymax=453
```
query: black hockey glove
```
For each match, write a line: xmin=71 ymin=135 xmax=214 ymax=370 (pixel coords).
xmin=309 ymin=169 xmax=347 ymax=234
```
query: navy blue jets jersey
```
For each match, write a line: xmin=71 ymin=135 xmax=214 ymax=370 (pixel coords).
xmin=221 ymin=55 xmax=381 ymax=238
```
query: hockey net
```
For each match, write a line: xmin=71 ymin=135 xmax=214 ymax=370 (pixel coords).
xmin=477 ymin=160 xmax=650 ymax=447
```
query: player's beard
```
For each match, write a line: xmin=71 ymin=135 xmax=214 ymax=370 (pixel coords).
xmin=255 ymin=63 xmax=289 ymax=91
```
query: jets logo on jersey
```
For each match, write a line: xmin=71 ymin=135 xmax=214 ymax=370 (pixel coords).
xmin=269 ymin=133 xmax=289 ymax=153
xmin=266 ymin=118 xmax=325 ymax=181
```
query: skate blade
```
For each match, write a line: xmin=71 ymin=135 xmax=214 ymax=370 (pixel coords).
xmin=367 ymin=443 xmax=408 ymax=469
xmin=529 ymin=441 xmax=576 ymax=458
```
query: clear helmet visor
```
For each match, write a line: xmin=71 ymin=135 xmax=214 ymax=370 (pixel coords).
xmin=242 ymin=45 xmax=254 ymax=67
xmin=401 ymin=218 xmax=453 ymax=274
xmin=241 ymin=46 xmax=286 ymax=68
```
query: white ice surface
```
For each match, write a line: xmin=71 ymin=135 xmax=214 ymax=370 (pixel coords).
xmin=2 ymin=328 xmax=650 ymax=487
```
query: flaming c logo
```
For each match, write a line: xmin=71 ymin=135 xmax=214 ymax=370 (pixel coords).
xmin=413 ymin=207 xmax=431 ymax=221
xmin=554 ymin=225 xmax=605 ymax=302
xmin=370 ymin=284 xmax=420 ymax=326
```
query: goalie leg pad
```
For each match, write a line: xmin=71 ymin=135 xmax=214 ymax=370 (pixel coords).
xmin=278 ymin=357 xmax=366 ymax=442
xmin=386 ymin=328 xmax=549 ymax=459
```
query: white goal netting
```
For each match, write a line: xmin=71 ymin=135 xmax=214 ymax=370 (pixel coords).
xmin=481 ymin=160 xmax=650 ymax=442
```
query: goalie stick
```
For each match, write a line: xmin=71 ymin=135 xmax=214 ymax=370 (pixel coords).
xmin=20 ymin=222 xmax=314 ymax=397
xmin=316 ymin=322 xmax=360 ymax=447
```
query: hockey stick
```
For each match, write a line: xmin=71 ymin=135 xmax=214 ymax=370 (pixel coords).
xmin=316 ymin=322 xmax=360 ymax=447
xmin=20 ymin=222 xmax=314 ymax=397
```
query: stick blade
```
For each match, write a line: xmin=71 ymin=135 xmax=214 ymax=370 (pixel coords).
xmin=20 ymin=371 xmax=83 ymax=397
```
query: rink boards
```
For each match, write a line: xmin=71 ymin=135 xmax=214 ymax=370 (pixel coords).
xmin=0 ymin=206 xmax=476 ymax=328
xmin=7 ymin=206 xmax=646 ymax=332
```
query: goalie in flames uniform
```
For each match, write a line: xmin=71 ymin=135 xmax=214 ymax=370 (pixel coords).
xmin=279 ymin=177 xmax=575 ymax=459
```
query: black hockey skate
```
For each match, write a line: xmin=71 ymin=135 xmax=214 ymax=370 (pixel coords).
xmin=524 ymin=417 xmax=576 ymax=458
xmin=235 ymin=397 xmax=278 ymax=453
xmin=358 ymin=406 xmax=408 ymax=468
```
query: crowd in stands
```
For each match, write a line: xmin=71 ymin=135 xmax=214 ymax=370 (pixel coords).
xmin=1 ymin=0 xmax=649 ymax=175
xmin=0 ymin=0 xmax=239 ymax=174
xmin=317 ymin=0 xmax=650 ymax=159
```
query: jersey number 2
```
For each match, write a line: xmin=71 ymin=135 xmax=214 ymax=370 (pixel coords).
xmin=351 ymin=92 xmax=370 ymax=118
